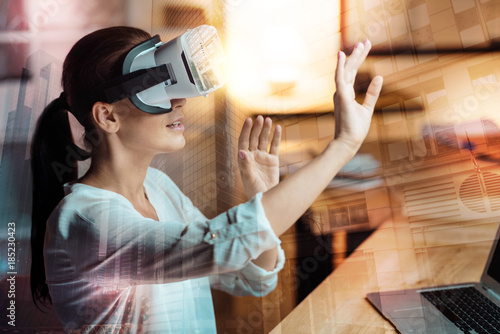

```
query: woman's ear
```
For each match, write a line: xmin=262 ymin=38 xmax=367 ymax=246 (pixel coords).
xmin=91 ymin=102 xmax=119 ymax=133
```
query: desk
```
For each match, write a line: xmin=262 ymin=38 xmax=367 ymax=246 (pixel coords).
xmin=270 ymin=221 xmax=499 ymax=333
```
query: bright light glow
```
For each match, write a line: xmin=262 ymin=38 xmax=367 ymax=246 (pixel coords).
xmin=224 ymin=0 xmax=341 ymax=113
xmin=266 ymin=64 xmax=300 ymax=84
xmin=263 ymin=26 xmax=306 ymax=85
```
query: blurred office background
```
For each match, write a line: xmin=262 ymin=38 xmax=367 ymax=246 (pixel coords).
xmin=1 ymin=0 xmax=500 ymax=332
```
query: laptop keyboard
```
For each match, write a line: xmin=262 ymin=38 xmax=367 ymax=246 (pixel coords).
xmin=421 ymin=287 xmax=500 ymax=333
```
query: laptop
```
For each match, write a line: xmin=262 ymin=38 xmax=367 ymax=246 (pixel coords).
xmin=366 ymin=225 xmax=500 ymax=334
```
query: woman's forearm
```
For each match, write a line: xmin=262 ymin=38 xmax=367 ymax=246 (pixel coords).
xmin=261 ymin=139 xmax=357 ymax=236
xmin=261 ymin=41 xmax=382 ymax=237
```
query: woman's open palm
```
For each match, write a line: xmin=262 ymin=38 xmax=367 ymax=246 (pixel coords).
xmin=238 ymin=116 xmax=281 ymax=199
xmin=334 ymin=40 xmax=383 ymax=151
xmin=236 ymin=40 xmax=382 ymax=199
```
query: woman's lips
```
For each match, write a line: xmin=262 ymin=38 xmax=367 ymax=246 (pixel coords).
xmin=166 ymin=118 xmax=184 ymax=131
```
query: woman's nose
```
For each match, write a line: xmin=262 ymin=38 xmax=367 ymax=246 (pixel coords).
xmin=171 ymin=98 xmax=187 ymax=109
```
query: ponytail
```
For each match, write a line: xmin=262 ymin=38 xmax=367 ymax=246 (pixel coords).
xmin=30 ymin=26 xmax=151 ymax=309
xmin=30 ymin=93 xmax=89 ymax=309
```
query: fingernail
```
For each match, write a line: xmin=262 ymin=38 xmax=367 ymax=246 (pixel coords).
xmin=356 ymin=41 xmax=363 ymax=48
xmin=239 ymin=151 xmax=245 ymax=160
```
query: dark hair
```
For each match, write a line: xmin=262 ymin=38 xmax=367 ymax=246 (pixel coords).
xmin=30 ymin=26 xmax=151 ymax=309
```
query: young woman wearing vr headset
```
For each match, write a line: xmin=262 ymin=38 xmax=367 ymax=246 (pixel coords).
xmin=30 ymin=26 xmax=382 ymax=333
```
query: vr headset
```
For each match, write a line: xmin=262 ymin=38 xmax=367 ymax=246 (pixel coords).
xmin=90 ymin=25 xmax=227 ymax=114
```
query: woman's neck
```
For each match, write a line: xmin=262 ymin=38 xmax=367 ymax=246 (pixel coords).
xmin=80 ymin=146 xmax=154 ymax=204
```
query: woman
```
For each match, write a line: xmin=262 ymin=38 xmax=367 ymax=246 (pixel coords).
xmin=30 ymin=26 xmax=382 ymax=333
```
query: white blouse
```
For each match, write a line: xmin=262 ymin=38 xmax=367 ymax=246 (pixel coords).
xmin=44 ymin=167 xmax=284 ymax=333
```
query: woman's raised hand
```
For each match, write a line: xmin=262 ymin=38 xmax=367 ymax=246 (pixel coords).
xmin=258 ymin=40 xmax=383 ymax=236
xmin=238 ymin=116 xmax=282 ymax=199
xmin=333 ymin=40 xmax=383 ymax=151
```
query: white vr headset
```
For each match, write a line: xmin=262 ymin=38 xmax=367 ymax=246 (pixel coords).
xmin=89 ymin=25 xmax=227 ymax=114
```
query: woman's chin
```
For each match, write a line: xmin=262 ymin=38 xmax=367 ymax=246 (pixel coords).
xmin=162 ymin=137 xmax=186 ymax=153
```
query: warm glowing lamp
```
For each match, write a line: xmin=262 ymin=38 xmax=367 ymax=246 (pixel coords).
xmin=263 ymin=25 xmax=306 ymax=88
xmin=224 ymin=0 xmax=341 ymax=113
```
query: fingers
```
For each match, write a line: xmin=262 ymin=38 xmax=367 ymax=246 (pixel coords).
xmin=345 ymin=40 xmax=371 ymax=75
xmin=336 ymin=40 xmax=372 ymax=86
xmin=258 ymin=117 xmax=272 ymax=151
xmin=238 ymin=117 xmax=252 ymax=151
xmin=335 ymin=51 xmax=346 ymax=89
xmin=269 ymin=124 xmax=281 ymax=155
xmin=238 ymin=116 xmax=281 ymax=155
xmin=249 ymin=115 xmax=264 ymax=150
xmin=362 ymin=76 xmax=383 ymax=112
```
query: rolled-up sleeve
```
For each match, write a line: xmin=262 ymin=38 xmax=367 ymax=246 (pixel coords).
xmin=210 ymin=246 xmax=285 ymax=297
xmin=207 ymin=192 xmax=285 ymax=296
xmin=202 ymin=193 xmax=282 ymax=271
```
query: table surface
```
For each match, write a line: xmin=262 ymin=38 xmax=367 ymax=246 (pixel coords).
xmin=270 ymin=221 xmax=499 ymax=334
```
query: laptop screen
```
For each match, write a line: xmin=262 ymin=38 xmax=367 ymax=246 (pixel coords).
xmin=487 ymin=236 xmax=500 ymax=283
